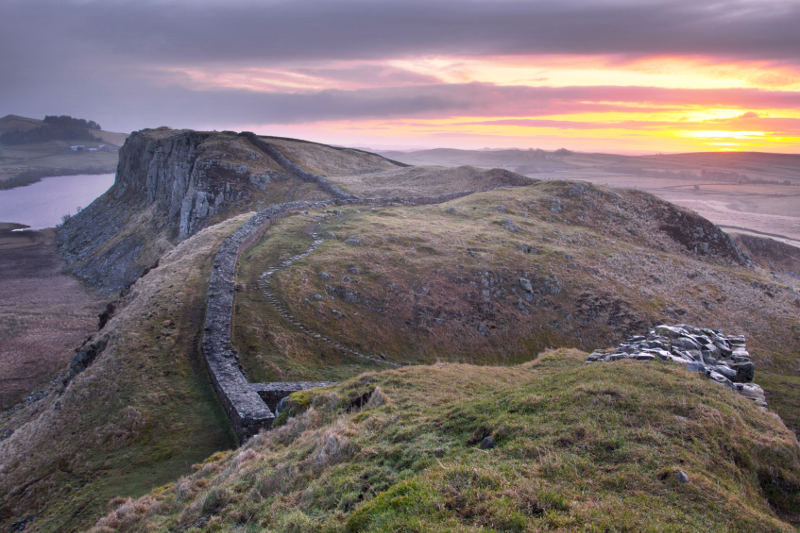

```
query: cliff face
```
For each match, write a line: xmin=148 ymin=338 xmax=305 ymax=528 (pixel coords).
xmin=56 ymin=128 xmax=333 ymax=293
xmin=54 ymin=127 xmax=534 ymax=294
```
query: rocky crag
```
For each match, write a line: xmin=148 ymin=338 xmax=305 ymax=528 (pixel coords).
xmin=587 ymin=324 xmax=766 ymax=406
xmin=56 ymin=129 xmax=406 ymax=293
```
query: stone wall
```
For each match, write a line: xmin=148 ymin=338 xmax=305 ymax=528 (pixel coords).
xmin=239 ymin=132 xmax=356 ymax=200
xmin=201 ymin=191 xmax=488 ymax=443
xmin=202 ymin=200 xmax=332 ymax=442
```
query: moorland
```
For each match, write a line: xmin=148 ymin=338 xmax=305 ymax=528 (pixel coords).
xmin=0 ymin=128 xmax=798 ymax=531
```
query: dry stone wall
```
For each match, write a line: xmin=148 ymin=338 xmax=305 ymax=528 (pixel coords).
xmin=202 ymin=191 xmax=487 ymax=442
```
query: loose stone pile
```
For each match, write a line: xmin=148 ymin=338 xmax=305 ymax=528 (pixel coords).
xmin=587 ymin=324 xmax=767 ymax=407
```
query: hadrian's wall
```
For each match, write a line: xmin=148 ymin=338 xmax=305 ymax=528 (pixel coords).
xmin=201 ymin=191 xmax=488 ymax=442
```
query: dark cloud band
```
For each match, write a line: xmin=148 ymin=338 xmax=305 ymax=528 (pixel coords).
xmin=2 ymin=0 xmax=799 ymax=65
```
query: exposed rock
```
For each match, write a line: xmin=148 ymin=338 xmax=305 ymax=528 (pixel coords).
xmin=56 ymin=129 xmax=326 ymax=293
xmin=479 ymin=435 xmax=496 ymax=449
xmin=519 ymin=277 xmax=533 ymax=293
xmin=587 ymin=324 xmax=766 ymax=407
xmin=502 ymin=218 xmax=521 ymax=232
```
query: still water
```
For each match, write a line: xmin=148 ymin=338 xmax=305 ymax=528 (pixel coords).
xmin=0 ymin=173 xmax=114 ymax=230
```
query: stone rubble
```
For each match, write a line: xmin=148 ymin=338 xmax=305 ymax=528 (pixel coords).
xmin=586 ymin=324 xmax=767 ymax=407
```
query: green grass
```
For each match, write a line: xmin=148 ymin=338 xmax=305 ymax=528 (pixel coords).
xmin=94 ymin=349 xmax=800 ymax=531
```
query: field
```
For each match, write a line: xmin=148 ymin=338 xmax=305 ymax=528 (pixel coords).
xmin=0 ymin=224 xmax=105 ymax=409
xmin=0 ymin=114 xmax=127 ymax=189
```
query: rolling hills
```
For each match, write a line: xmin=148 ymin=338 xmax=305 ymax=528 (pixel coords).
xmin=381 ymin=147 xmax=800 ymax=246
xmin=1 ymin=128 xmax=799 ymax=531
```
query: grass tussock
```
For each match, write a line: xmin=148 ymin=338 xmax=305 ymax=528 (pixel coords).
xmin=93 ymin=349 xmax=800 ymax=532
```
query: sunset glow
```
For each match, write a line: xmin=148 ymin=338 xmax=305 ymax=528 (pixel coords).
xmin=3 ymin=0 xmax=799 ymax=154
xmin=169 ymin=53 xmax=800 ymax=153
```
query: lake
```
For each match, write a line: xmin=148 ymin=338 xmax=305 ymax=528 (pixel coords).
xmin=0 ymin=173 xmax=115 ymax=230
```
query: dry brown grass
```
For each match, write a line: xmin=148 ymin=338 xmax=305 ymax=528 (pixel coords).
xmin=0 ymin=228 xmax=105 ymax=409
xmin=329 ymin=165 xmax=534 ymax=197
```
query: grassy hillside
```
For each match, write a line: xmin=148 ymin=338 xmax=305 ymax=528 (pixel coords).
xmin=261 ymin=136 xmax=534 ymax=198
xmin=94 ymin=350 xmax=800 ymax=531
xmin=232 ymin=182 xmax=800 ymax=432
xmin=0 ymin=216 xmax=251 ymax=531
xmin=3 ymin=133 xmax=799 ymax=531
xmin=0 ymin=115 xmax=127 ymax=190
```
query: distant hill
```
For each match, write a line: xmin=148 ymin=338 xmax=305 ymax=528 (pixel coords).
xmin=380 ymin=147 xmax=800 ymax=186
xmin=381 ymin=147 xmax=800 ymax=244
xmin=0 ymin=114 xmax=42 ymax=134
xmin=0 ymin=114 xmax=128 ymax=189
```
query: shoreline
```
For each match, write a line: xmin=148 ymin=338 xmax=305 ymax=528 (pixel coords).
xmin=0 ymin=166 xmax=116 ymax=191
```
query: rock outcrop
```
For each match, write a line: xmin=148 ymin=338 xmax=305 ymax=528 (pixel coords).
xmin=55 ymin=128 xmax=426 ymax=294
xmin=56 ymin=129 xmax=335 ymax=292
xmin=587 ymin=324 xmax=766 ymax=406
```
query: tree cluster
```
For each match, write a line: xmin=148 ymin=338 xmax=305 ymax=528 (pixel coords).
xmin=0 ymin=115 xmax=102 ymax=145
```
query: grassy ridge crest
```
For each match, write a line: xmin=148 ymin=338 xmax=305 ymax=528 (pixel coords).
xmin=94 ymin=350 xmax=800 ymax=531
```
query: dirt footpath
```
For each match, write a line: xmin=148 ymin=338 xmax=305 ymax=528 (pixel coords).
xmin=0 ymin=224 xmax=105 ymax=409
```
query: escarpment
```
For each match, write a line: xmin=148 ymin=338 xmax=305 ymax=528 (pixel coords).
xmin=5 ymin=127 xmax=800 ymax=531
xmin=55 ymin=128 xmax=532 ymax=293
xmin=55 ymin=129 xmax=405 ymax=293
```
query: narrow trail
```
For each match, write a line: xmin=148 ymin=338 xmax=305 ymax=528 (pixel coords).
xmin=257 ymin=229 xmax=402 ymax=368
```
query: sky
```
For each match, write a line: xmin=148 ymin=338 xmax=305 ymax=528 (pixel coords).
xmin=2 ymin=0 xmax=799 ymax=154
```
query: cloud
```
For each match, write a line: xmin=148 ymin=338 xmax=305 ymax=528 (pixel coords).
xmin=2 ymin=0 xmax=799 ymax=146
xmin=2 ymin=0 xmax=799 ymax=67
xmin=34 ymin=83 xmax=800 ymax=132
